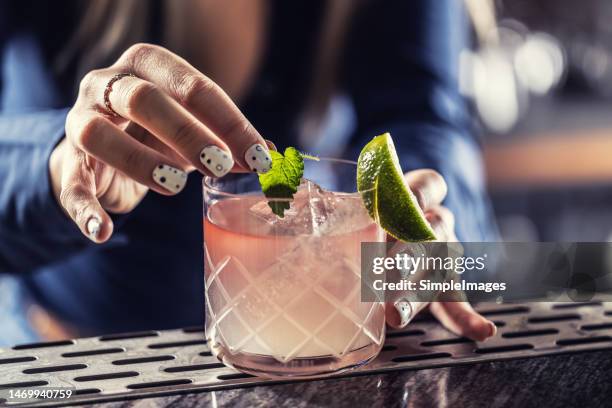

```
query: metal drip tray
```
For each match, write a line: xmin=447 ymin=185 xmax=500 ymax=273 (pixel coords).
xmin=1 ymin=302 xmax=612 ymax=406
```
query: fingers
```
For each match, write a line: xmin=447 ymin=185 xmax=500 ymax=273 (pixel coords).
xmin=403 ymin=168 xmax=453 ymax=241
xmin=430 ymin=300 xmax=497 ymax=342
xmin=59 ymin=144 xmax=113 ymax=243
xmin=425 ymin=205 xmax=456 ymax=242
xmin=116 ymin=44 xmax=272 ymax=173
xmin=125 ymin=122 xmax=193 ymax=172
xmin=67 ymin=112 xmax=188 ymax=195
xmin=94 ymin=72 xmax=235 ymax=178
xmin=404 ymin=169 xmax=447 ymax=211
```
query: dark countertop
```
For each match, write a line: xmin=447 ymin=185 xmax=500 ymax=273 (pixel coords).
xmin=2 ymin=302 xmax=609 ymax=407
xmin=91 ymin=350 xmax=612 ymax=408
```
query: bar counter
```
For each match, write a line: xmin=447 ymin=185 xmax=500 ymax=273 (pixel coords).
xmin=95 ymin=350 xmax=612 ymax=407
xmin=1 ymin=302 xmax=611 ymax=407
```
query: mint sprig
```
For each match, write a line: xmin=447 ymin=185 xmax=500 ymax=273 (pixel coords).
xmin=258 ymin=147 xmax=305 ymax=217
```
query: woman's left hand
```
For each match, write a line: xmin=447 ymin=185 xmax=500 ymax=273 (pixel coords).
xmin=384 ymin=169 xmax=497 ymax=342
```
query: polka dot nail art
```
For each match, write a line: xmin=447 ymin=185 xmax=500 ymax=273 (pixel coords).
xmin=200 ymin=145 xmax=234 ymax=177
xmin=152 ymin=164 xmax=187 ymax=194
xmin=245 ymin=143 xmax=272 ymax=173
xmin=394 ymin=300 xmax=414 ymax=328
xmin=86 ymin=217 xmax=101 ymax=239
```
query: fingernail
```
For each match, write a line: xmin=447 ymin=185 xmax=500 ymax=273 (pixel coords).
xmin=487 ymin=321 xmax=497 ymax=337
xmin=394 ymin=300 xmax=414 ymax=327
xmin=152 ymin=164 xmax=188 ymax=194
xmin=245 ymin=143 xmax=272 ymax=173
xmin=200 ymin=145 xmax=234 ymax=177
xmin=87 ymin=217 xmax=100 ymax=238
xmin=265 ymin=139 xmax=277 ymax=151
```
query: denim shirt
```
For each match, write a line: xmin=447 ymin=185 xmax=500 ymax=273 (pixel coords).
xmin=0 ymin=0 xmax=497 ymax=336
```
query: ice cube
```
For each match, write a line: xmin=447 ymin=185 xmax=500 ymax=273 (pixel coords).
xmin=317 ymin=192 xmax=373 ymax=235
xmin=295 ymin=179 xmax=336 ymax=236
xmin=248 ymin=199 xmax=298 ymax=226
xmin=300 ymin=180 xmax=373 ymax=236
xmin=248 ymin=180 xmax=321 ymax=235
xmin=248 ymin=195 xmax=308 ymax=235
xmin=248 ymin=179 xmax=372 ymax=236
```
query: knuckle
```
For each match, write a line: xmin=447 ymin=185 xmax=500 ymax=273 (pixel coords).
xmin=424 ymin=169 xmax=447 ymax=193
xmin=78 ymin=69 xmax=103 ymax=96
xmin=120 ymin=42 xmax=158 ymax=65
xmin=173 ymin=119 xmax=202 ymax=146
xmin=124 ymin=82 xmax=160 ymax=118
xmin=178 ymin=75 xmax=216 ymax=108
xmin=224 ymin=119 xmax=253 ymax=141
xmin=76 ymin=117 xmax=108 ymax=150
xmin=408 ymin=169 xmax=447 ymax=209
xmin=65 ymin=108 xmax=78 ymax=132
xmin=122 ymin=147 xmax=144 ymax=170
xmin=423 ymin=168 xmax=443 ymax=179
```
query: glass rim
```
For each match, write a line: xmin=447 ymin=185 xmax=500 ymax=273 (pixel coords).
xmin=203 ymin=156 xmax=374 ymax=199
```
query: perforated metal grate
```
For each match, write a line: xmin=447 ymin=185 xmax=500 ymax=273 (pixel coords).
xmin=1 ymin=302 xmax=612 ymax=406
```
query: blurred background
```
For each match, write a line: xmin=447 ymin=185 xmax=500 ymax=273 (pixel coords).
xmin=308 ymin=0 xmax=612 ymax=243
xmin=461 ymin=0 xmax=612 ymax=242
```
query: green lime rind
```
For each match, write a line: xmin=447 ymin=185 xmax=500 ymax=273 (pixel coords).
xmin=258 ymin=147 xmax=305 ymax=217
xmin=357 ymin=133 xmax=437 ymax=242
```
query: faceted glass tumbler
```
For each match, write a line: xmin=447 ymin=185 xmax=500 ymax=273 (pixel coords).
xmin=203 ymin=159 xmax=386 ymax=378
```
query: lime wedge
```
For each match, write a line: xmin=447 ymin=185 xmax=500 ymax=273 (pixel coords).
xmin=357 ymin=133 xmax=437 ymax=242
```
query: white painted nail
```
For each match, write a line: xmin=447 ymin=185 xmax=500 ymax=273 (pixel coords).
xmin=200 ymin=145 xmax=234 ymax=177
xmin=394 ymin=300 xmax=414 ymax=327
xmin=245 ymin=143 xmax=272 ymax=173
xmin=87 ymin=217 xmax=101 ymax=239
xmin=152 ymin=164 xmax=188 ymax=194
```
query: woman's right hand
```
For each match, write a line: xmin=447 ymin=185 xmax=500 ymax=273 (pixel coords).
xmin=50 ymin=43 xmax=273 ymax=243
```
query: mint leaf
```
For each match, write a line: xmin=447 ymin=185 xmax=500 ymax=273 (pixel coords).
xmin=258 ymin=147 xmax=305 ymax=217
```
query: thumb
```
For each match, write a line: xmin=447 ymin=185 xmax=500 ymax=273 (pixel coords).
xmin=59 ymin=149 xmax=113 ymax=243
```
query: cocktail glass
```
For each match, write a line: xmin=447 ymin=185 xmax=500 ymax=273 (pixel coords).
xmin=202 ymin=158 xmax=386 ymax=378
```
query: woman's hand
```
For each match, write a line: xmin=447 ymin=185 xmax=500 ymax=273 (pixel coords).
xmin=51 ymin=43 xmax=272 ymax=243
xmin=384 ymin=169 xmax=497 ymax=342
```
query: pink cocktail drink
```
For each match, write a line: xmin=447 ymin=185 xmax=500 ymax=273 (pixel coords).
xmin=203 ymin=161 xmax=386 ymax=378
